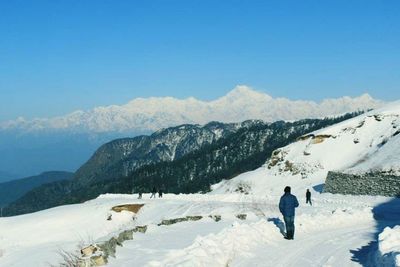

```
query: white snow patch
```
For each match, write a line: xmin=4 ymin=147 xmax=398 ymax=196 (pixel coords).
xmin=377 ymin=226 xmax=400 ymax=267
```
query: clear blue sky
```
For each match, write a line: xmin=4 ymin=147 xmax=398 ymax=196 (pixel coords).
xmin=0 ymin=0 xmax=399 ymax=121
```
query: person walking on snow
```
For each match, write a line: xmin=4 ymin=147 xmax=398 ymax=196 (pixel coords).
xmin=158 ymin=188 xmax=163 ymax=198
xmin=279 ymin=186 xmax=299 ymax=240
xmin=150 ymin=186 xmax=157 ymax=198
xmin=306 ymin=189 xmax=312 ymax=206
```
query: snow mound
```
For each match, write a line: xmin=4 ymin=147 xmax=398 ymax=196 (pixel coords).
xmin=377 ymin=226 xmax=400 ymax=266
xmin=148 ymin=220 xmax=281 ymax=267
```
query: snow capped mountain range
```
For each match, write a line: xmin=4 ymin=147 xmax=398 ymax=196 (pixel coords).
xmin=0 ymin=86 xmax=384 ymax=134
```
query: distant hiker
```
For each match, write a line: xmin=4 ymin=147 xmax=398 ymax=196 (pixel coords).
xmin=306 ymin=189 xmax=312 ymax=206
xmin=158 ymin=189 xmax=163 ymax=198
xmin=138 ymin=192 xmax=143 ymax=199
xmin=150 ymin=186 xmax=157 ymax=199
xmin=279 ymin=186 xmax=299 ymax=240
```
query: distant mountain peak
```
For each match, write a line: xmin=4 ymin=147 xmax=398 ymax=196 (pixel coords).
xmin=354 ymin=93 xmax=376 ymax=104
xmin=224 ymin=85 xmax=268 ymax=97
xmin=217 ymin=85 xmax=272 ymax=102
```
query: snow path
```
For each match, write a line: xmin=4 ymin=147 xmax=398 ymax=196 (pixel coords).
xmin=232 ymin=223 xmax=375 ymax=267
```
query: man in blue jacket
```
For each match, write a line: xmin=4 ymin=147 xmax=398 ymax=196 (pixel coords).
xmin=279 ymin=186 xmax=299 ymax=240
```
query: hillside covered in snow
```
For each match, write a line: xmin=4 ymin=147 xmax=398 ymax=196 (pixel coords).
xmin=213 ymin=100 xmax=400 ymax=197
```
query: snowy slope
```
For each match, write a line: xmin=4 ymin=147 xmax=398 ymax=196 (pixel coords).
xmin=0 ymin=86 xmax=383 ymax=133
xmin=346 ymin=129 xmax=400 ymax=175
xmin=267 ymin=101 xmax=400 ymax=176
xmin=213 ymin=100 xmax=400 ymax=196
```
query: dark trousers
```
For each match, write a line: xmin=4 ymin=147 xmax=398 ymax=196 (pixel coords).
xmin=283 ymin=216 xmax=295 ymax=239
xmin=306 ymin=198 xmax=312 ymax=205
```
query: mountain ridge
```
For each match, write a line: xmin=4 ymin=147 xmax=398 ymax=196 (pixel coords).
xmin=0 ymin=86 xmax=383 ymax=134
xmin=0 ymin=171 xmax=73 ymax=207
xmin=72 ymin=121 xmax=245 ymax=186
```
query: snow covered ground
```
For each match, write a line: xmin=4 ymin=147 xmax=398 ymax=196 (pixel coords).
xmin=0 ymin=192 xmax=399 ymax=267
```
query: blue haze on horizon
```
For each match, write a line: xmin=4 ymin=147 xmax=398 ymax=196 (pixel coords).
xmin=0 ymin=0 xmax=399 ymax=121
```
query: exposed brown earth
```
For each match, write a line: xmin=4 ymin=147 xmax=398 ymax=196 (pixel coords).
xmin=111 ymin=204 xmax=144 ymax=213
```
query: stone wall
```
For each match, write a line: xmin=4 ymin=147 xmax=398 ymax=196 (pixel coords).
xmin=324 ymin=171 xmax=400 ymax=197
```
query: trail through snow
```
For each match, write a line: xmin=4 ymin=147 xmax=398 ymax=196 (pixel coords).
xmin=104 ymin=193 xmax=393 ymax=267
xmin=232 ymin=223 xmax=375 ymax=267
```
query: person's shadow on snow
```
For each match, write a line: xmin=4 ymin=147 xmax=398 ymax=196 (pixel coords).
xmin=267 ymin=217 xmax=286 ymax=236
